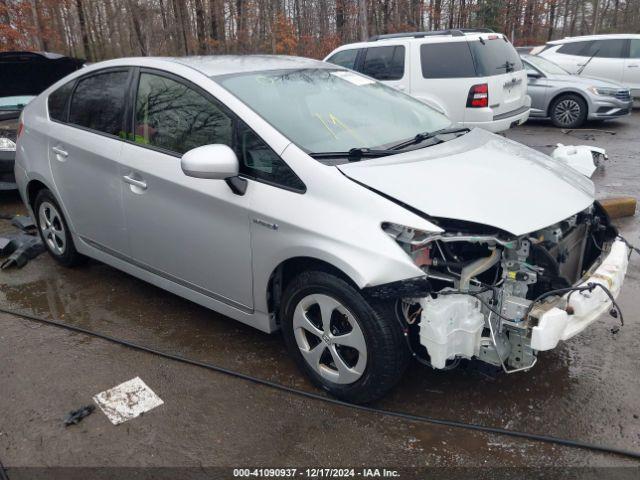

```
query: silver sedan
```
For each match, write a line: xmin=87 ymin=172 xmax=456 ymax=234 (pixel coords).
xmin=522 ymin=54 xmax=633 ymax=128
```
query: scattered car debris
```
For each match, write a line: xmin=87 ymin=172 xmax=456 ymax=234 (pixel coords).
xmin=561 ymin=128 xmax=616 ymax=136
xmin=0 ymin=237 xmax=12 ymax=256
xmin=93 ymin=377 xmax=164 ymax=425
xmin=10 ymin=215 xmax=36 ymax=233
xmin=551 ymin=144 xmax=607 ymax=177
xmin=0 ymin=233 xmax=44 ymax=269
xmin=63 ymin=405 xmax=95 ymax=426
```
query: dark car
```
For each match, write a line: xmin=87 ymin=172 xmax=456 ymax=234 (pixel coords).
xmin=0 ymin=51 xmax=83 ymax=190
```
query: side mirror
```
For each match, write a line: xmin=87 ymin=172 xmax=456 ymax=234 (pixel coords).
xmin=527 ymin=71 xmax=542 ymax=79
xmin=181 ymin=144 xmax=239 ymax=180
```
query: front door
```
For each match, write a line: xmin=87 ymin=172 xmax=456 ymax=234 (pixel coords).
xmin=523 ymin=62 xmax=549 ymax=116
xmin=48 ymin=69 xmax=131 ymax=255
xmin=119 ymin=70 xmax=254 ymax=310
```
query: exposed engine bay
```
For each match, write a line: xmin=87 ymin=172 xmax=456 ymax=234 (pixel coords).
xmin=375 ymin=202 xmax=627 ymax=373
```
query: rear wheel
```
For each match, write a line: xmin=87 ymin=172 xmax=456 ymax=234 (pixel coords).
xmin=550 ymin=93 xmax=588 ymax=128
xmin=34 ymin=189 xmax=86 ymax=267
xmin=281 ymin=270 xmax=409 ymax=404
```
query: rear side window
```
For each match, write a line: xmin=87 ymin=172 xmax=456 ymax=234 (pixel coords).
xmin=326 ymin=49 xmax=359 ymax=69
xmin=48 ymin=81 xmax=74 ymax=122
xmin=469 ymin=38 xmax=523 ymax=76
xmin=69 ymin=71 xmax=129 ymax=137
xmin=583 ymin=39 xmax=627 ymax=58
xmin=630 ymin=39 xmax=640 ymax=58
xmin=360 ymin=46 xmax=405 ymax=80
xmin=134 ymin=72 xmax=232 ymax=155
xmin=557 ymin=41 xmax=592 ymax=56
xmin=420 ymin=42 xmax=476 ymax=78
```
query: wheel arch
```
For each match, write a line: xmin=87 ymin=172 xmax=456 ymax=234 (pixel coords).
xmin=26 ymin=178 xmax=51 ymax=210
xmin=266 ymin=256 xmax=360 ymax=323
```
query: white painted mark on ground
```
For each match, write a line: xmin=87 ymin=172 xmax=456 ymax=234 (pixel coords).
xmin=93 ymin=377 xmax=164 ymax=425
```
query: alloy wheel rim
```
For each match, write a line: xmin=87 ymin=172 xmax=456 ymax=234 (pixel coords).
xmin=38 ymin=201 xmax=66 ymax=255
xmin=554 ymin=99 xmax=581 ymax=125
xmin=292 ymin=293 xmax=367 ymax=385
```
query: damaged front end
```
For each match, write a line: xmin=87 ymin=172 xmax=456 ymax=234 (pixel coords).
xmin=371 ymin=203 xmax=628 ymax=372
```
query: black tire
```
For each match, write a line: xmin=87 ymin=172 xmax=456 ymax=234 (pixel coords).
xmin=549 ymin=93 xmax=588 ymax=128
xmin=280 ymin=270 xmax=409 ymax=404
xmin=33 ymin=189 xmax=86 ymax=267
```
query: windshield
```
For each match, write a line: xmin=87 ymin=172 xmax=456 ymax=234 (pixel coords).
xmin=522 ymin=55 xmax=569 ymax=75
xmin=217 ymin=69 xmax=451 ymax=155
xmin=0 ymin=95 xmax=35 ymax=111
xmin=469 ymin=37 xmax=523 ymax=75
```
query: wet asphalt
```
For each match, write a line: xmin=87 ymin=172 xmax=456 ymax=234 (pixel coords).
xmin=0 ymin=112 xmax=639 ymax=472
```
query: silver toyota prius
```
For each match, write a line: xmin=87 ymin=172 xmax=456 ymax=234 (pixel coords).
xmin=15 ymin=55 xmax=629 ymax=403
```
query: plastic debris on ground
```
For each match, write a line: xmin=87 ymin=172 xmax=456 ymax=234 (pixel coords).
xmin=10 ymin=215 xmax=36 ymax=233
xmin=0 ymin=233 xmax=45 ymax=269
xmin=551 ymin=144 xmax=608 ymax=178
xmin=0 ymin=215 xmax=45 ymax=269
xmin=63 ymin=405 xmax=95 ymax=426
xmin=93 ymin=377 xmax=164 ymax=425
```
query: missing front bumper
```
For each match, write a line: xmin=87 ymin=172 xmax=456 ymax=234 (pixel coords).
xmin=530 ymin=239 xmax=629 ymax=351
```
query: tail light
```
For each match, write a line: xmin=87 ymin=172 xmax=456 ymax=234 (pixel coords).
xmin=466 ymin=83 xmax=489 ymax=108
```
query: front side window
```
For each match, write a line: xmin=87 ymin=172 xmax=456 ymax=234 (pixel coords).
xmin=134 ymin=72 xmax=232 ymax=155
xmin=360 ymin=46 xmax=405 ymax=80
xmin=421 ymin=42 xmax=476 ymax=78
xmin=69 ymin=70 xmax=129 ymax=136
xmin=630 ymin=39 xmax=640 ymax=58
xmin=583 ymin=39 xmax=627 ymax=58
xmin=326 ymin=49 xmax=359 ymax=70
xmin=217 ymin=68 xmax=450 ymax=156
xmin=48 ymin=81 xmax=74 ymax=121
xmin=237 ymin=122 xmax=304 ymax=191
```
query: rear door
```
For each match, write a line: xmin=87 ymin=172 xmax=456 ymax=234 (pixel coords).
xmin=623 ymin=39 xmax=640 ymax=97
xmin=118 ymin=69 xmax=254 ymax=310
xmin=468 ymin=35 xmax=527 ymax=119
xmin=577 ymin=39 xmax=626 ymax=83
xmin=48 ymin=68 xmax=131 ymax=255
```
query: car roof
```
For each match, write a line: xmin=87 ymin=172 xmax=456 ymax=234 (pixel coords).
xmin=548 ymin=33 xmax=640 ymax=44
xmin=166 ymin=54 xmax=333 ymax=76
xmin=329 ymin=30 xmax=504 ymax=52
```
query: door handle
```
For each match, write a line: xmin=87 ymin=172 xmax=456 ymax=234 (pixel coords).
xmin=628 ymin=64 xmax=639 ymax=68
xmin=52 ymin=146 xmax=68 ymax=158
xmin=122 ymin=174 xmax=147 ymax=190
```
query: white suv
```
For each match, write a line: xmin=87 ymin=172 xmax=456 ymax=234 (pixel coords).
xmin=534 ymin=34 xmax=640 ymax=99
xmin=324 ymin=29 xmax=531 ymax=132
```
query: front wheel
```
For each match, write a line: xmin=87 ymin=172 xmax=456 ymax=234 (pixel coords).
xmin=550 ymin=93 xmax=588 ymax=128
xmin=280 ymin=271 xmax=409 ymax=404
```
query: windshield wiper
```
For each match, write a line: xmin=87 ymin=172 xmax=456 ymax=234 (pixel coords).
xmin=387 ymin=127 xmax=470 ymax=151
xmin=309 ymin=147 xmax=398 ymax=162
xmin=577 ymin=48 xmax=599 ymax=75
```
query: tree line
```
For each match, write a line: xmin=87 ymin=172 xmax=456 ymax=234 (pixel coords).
xmin=1 ymin=0 xmax=639 ymax=61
